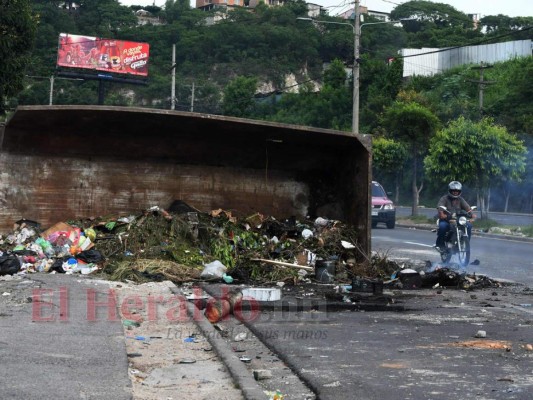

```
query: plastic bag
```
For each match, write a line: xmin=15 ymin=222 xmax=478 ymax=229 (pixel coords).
xmin=0 ymin=255 xmax=22 ymax=276
xmin=200 ymin=260 xmax=227 ymax=280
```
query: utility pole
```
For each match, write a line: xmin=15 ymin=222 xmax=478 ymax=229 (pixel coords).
xmin=353 ymin=0 xmax=360 ymax=135
xmin=27 ymin=74 xmax=83 ymax=105
xmin=470 ymin=62 xmax=495 ymax=115
xmin=49 ymin=75 xmax=54 ymax=105
xmin=171 ymin=44 xmax=176 ymax=110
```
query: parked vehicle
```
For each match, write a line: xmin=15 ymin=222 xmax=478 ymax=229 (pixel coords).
xmin=371 ymin=181 xmax=395 ymax=229
xmin=434 ymin=206 xmax=477 ymax=267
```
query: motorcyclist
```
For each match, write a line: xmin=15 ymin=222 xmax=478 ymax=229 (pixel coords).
xmin=435 ymin=181 xmax=476 ymax=252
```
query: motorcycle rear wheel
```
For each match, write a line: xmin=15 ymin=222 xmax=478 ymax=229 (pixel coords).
xmin=457 ymin=236 xmax=470 ymax=267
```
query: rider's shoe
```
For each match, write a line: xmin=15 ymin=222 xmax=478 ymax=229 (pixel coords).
xmin=434 ymin=245 xmax=446 ymax=253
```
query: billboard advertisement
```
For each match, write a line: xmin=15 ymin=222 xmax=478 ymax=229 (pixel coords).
xmin=57 ymin=33 xmax=149 ymax=77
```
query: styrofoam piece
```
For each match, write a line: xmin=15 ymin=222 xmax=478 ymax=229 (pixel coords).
xmin=242 ymin=287 xmax=281 ymax=301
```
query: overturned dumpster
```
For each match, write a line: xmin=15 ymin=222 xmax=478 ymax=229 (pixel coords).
xmin=0 ymin=105 xmax=371 ymax=258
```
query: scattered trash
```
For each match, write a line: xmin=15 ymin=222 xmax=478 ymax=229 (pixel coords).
xmin=398 ymin=269 xmax=422 ymax=289
xmin=253 ymin=369 xmax=273 ymax=380
xmin=239 ymin=356 xmax=252 ymax=363
xmin=226 ymin=289 xmax=243 ymax=313
xmin=0 ymin=255 xmax=21 ymax=276
xmin=474 ymin=330 xmax=487 ymax=338
xmin=127 ymin=335 xmax=148 ymax=341
xmin=241 ymin=287 xmax=281 ymax=301
xmin=351 ymin=278 xmax=383 ymax=294
xmin=301 ymin=229 xmax=313 ymax=239
xmin=234 ymin=332 xmax=247 ymax=342
xmin=449 ymin=340 xmax=511 ymax=350
xmin=264 ymin=390 xmax=284 ymax=400
xmin=341 ymin=240 xmax=355 ymax=249
xmin=315 ymin=260 xmax=336 ymax=284
xmin=200 ymin=260 xmax=227 ymax=281
xmin=205 ymin=298 xmax=231 ymax=323
xmin=123 ymin=319 xmax=141 ymax=328
xmin=178 ymin=358 xmax=196 ymax=364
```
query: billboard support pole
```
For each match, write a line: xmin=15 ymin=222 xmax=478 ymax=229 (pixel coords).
xmin=98 ymin=80 xmax=105 ymax=105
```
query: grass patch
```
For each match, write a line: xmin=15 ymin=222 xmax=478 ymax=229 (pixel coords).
xmin=472 ymin=218 xmax=500 ymax=231
xmin=397 ymin=215 xmax=434 ymax=224
xmin=521 ymin=225 xmax=533 ymax=237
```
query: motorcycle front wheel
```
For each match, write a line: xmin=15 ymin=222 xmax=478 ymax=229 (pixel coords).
xmin=457 ymin=236 xmax=470 ymax=267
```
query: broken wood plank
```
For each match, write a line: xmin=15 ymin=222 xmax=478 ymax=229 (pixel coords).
xmin=250 ymin=258 xmax=314 ymax=271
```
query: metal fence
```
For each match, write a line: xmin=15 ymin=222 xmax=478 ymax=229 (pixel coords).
xmin=401 ymin=39 xmax=532 ymax=77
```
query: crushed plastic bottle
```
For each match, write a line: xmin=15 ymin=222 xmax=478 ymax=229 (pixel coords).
xmin=264 ymin=390 xmax=284 ymax=400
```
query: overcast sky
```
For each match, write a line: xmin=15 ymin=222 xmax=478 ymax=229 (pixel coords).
xmin=120 ymin=0 xmax=532 ymax=18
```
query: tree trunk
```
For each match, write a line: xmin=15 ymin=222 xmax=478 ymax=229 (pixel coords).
xmin=486 ymin=187 xmax=491 ymax=214
xmin=504 ymin=190 xmax=510 ymax=213
xmin=395 ymin=179 xmax=400 ymax=204
xmin=411 ymin=155 xmax=419 ymax=216
xmin=477 ymin=190 xmax=488 ymax=220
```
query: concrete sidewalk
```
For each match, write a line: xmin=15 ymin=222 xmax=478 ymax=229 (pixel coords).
xmin=0 ymin=274 xmax=131 ymax=399
xmin=0 ymin=273 xmax=309 ymax=400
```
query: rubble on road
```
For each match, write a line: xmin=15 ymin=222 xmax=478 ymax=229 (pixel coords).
xmin=0 ymin=204 xmax=373 ymax=283
xmin=0 ymin=203 xmax=506 ymax=292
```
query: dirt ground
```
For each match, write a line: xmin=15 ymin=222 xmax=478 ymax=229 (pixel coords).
xmin=113 ymin=280 xmax=244 ymax=400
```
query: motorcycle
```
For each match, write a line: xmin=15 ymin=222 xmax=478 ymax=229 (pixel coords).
xmin=435 ymin=206 xmax=477 ymax=267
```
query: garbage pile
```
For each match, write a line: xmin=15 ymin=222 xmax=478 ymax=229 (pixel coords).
xmin=0 ymin=203 xmax=390 ymax=285
xmin=382 ymin=262 xmax=502 ymax=291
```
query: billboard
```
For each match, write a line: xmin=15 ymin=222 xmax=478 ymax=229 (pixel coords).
xmin=57 ymin=33 xmax=149 ymax=77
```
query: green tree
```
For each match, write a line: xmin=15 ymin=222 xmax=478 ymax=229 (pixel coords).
xmin=372 ymin=136 xmax=408 ymax=203
xmin=222 ymin=76 xmax=258 ymax=118
xmin=391 ymin=0 xmax=481 ymax=47
xmin=383 ymin=98 xmax=440 ymax=215
xmin=76 ymin=0 xmax=137 ymax=37
xmin=323 ymin=58 xmax=347 ymax=89
xmin=479 ymin=15 xmax=533 ymax=40
xmin=424 ymin=117 xmax=527 ymax=217
xmin=486 ymin=57 xmax=533 ymax=134
xmin=268 ymin=60 xmax=352 ymax=130
xmin=0 ymin=0 xmax=37 ymax=117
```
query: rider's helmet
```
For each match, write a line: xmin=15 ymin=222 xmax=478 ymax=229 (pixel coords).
xmin=448 ymin=181 xmax=462 ymax=198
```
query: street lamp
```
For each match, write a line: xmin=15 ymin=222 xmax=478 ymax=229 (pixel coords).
xmin=297 ymin=10 xmax=412 ymax=135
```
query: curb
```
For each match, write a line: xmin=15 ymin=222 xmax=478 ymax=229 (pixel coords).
xmin=169 ymin=285 xmax=267 ymax=400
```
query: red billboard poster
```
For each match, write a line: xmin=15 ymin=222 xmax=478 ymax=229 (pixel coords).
xmin=57 ymin=33 xmax=149 ymax=77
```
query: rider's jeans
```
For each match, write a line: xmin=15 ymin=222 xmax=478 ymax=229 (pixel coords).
xmin=436 ymin=219 xmax=472 ymax=248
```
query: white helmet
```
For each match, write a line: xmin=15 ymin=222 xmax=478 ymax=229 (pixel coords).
xmin=448 ymin=181 xmax=462 ymax=198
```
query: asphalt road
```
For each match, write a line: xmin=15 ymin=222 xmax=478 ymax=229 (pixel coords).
xmin=371 ymin=226 xmax=533 ymax=286
xmin=233 ymin=228 xmax=533 ymax=400
xmin=245 ymin=287 xmax=533 ymax=400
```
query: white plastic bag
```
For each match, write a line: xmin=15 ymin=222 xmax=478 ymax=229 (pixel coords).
xmin=200 ymin=260 xmax=227 ymax=280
